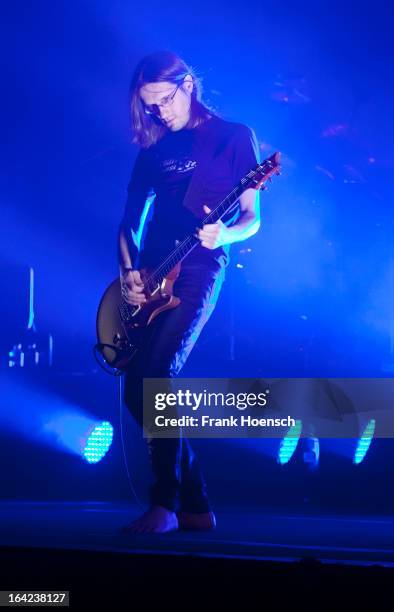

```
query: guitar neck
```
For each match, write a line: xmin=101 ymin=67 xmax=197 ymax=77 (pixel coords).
xmin=145 ymin=182 xmax=245 ymax=292
xmin=143 ymin=151 xmax=281 ymax=293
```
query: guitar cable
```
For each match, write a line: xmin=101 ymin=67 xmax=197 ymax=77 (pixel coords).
xmin=117 ymin=374 xmax=145 ymax=511
xmin=93 ymin=343 xmax=124 ymax=377
xmin=92 ymin=344 xmax=145 ymax=511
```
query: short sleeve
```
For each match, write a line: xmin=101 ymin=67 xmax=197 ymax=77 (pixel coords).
xmin=121 ymin=148 xmax=154 ymax=234
xmin=229 ymin=124 xmax=260 ymax=185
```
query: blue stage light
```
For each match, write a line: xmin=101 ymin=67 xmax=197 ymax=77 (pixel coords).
xmin=278 ymin=419 xmax=302 ymax=465
xmin=303 ymin=436 xmax=320 ymax=470
xmin=83 ymin=421 xmax=114 ymax=464
xmin=353 ymin=419 xmax=375 ymax=465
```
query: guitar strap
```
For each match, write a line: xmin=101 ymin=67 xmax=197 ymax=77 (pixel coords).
xmin=181 ymin=124 xmax=218 ymax=221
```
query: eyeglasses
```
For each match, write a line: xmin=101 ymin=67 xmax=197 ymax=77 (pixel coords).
xmin=143 ymin=83 xmax=182 ymax=117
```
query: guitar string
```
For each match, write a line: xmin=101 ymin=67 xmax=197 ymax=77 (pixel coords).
xmin=142 ymin=163 xmax=270 ymax=289
xmin=121 ymin=160 xmax=273 ymax=319
xmin=120 ymin=182 xmax=243 ymax=319
xmin=147 ymin=183 xmax=243 ymax=286
xmin=121 ymin=158 xmax=275 ymax=319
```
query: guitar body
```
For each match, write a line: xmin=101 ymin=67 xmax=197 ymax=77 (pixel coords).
xmin=96 ymin=263 xmax=181 ymax=371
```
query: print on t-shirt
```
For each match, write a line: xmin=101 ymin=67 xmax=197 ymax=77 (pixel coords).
xmin=161 ymin=158 xmax=197 ymax=174
xmin=122 ymin=115 xmax=260 ymax=271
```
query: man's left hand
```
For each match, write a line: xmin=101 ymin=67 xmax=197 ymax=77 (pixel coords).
xmin=197 ymin=205 xmax=230 ymax=250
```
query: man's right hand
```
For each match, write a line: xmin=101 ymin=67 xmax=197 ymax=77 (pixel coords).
xmin=120 ymin=269 xmax=146 ymax=305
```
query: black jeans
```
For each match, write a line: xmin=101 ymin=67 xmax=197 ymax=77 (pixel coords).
xmin=123 ymin=261 xmax=225 ymax=513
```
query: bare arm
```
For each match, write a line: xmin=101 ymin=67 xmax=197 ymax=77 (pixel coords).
xmin=197 ymin=187 xmax=261 ymax=249
xmin=118 ymin=225 xmax=134 ymax=275
xmin=118 ymin=224 xmax=146 ymax=305
xmin=118 ymin=147 xmax=151 ymax=278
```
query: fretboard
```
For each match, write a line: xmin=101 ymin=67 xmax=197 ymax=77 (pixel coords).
xmin=119 ymin=151 xmax=280 ymax=321
xmin=144 ymin=179 xmax=249 ymax=293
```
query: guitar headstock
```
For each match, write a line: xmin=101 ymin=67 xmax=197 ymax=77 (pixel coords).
xmin=246 ymin=152 xmax=281 ymax=191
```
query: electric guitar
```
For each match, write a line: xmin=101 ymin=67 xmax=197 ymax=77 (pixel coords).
xmin=95 ymin=152 xmax=281 ymax=373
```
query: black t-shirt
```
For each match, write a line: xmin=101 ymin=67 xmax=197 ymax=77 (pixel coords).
xmin=121 ymin=114 xmax=259 ymax=271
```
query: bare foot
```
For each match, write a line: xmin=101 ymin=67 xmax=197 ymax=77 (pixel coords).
xmin=122 ymin=505 xmax=179 ymax=534
xmin=177 ymin=511 xmax=216 ymax=531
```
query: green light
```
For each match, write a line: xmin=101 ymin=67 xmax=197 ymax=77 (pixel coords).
xmin=278 ymin=420 xmax=302 ymax=465
xmin=354 ymin=419 xmax=375 ymax=465
xmin=83 ymin=421 xmax=114 ymax=464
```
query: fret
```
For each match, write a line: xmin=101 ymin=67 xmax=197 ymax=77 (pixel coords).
xmin=122 ymin=152 xmax=280 ymax=305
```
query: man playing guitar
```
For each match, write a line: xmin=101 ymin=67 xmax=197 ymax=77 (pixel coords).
xmin=120 ymin=50 xmax=261 ymax=534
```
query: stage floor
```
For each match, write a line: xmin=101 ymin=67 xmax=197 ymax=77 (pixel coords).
xmin=0 ymin=501 xmax=393 ymax=567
